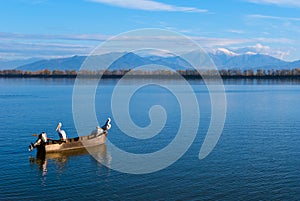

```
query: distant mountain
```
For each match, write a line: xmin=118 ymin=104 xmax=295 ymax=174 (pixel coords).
xmin=14 ymin=50 xmax=300 ymax=71
xmin=16 ymin=52 xmax=193 ymax=71
xmin=110 ymin=52 xmax=149 ymax=69
xmin=223 ymin=54 xmax=289 ymax=69
xmin=99 ymin=52 xmax=192 ymax=70
xmin=145 ymin=55 xmax=192 ymax=70
xmin=208 ymin=48 xmax=291 ymax=70
xmin=16 ymin=56 xmax=86 ymax=71
xmin=288 ymin=60 xmax=300 ymax=69
xmin=0 ymin=58 xmax=40 ymax=70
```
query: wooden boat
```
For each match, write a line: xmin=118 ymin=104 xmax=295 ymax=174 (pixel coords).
xmin=29 ymin=118 xmax=111 ymax=153
xmin=30 ymin=131 xmax=108 ymax=153
xmin=45 ymin=143 xmax=108 ymax=159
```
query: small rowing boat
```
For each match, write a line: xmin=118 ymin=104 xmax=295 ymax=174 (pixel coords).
xmin=34 ymin=131 xmax=107 ymax=153
xmin=29 ymin=118 xmax=111 ymax=153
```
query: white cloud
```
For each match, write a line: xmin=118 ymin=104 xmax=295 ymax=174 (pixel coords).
xmin=255 ymin=37 xmax=293 ymax=44
xmin=248 ymin=14 xmax=300 ymax=21
xmin=226 ymin=29 xmax=245 ymax=34
xmin=0 ymin=32 xmax=296 ymax=61
xmin=0 ymin=32 xmax=105 ymax=60
xmin=87 ymin=0 xmax=207 ymax=13
xmin=0 ymin=32 xmax=109 ymax=41
xmin=192 ymin=37 xmax=252 ymax=47
xmin=246 ymin=0 xmax=300 ymax=7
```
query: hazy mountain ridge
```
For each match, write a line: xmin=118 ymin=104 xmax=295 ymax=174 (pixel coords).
xmin=15 ymin=56 xmax=86 ymax=71
xmin=0 ymin=58 xmax=41 ymax=70
xmin=11 ymin=49 xmax=300 ymax=71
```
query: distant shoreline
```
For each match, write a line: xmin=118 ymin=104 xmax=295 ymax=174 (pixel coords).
xmin=1 ymin=69 xmax=300 ymax=79
xmin=1 ymin=74 xmax=300 ymax=80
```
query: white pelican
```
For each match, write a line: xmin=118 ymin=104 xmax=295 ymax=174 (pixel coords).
xmin=101 ymin=118 xmax=111 ymax=131
xmin=56 ymin=122 xmax=67 ymax=141
xmin=91 ymin=126 xmax=103 ymax=135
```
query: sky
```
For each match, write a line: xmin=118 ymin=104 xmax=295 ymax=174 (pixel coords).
xmin=0 ymin=0 xmax=300 ymax=61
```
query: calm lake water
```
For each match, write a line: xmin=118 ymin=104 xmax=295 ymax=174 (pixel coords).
xmin=0 ymin=78 xmax=300 ymax=200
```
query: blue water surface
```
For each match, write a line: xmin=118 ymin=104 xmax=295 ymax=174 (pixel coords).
xmin=0 ymin=78 xmax=299 ymax=200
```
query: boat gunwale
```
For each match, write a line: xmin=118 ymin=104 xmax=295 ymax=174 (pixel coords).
xmin=46 ymin=131 xmax=108 ymax=145
xmin=36 ymin=131 xmax=108 ymax=153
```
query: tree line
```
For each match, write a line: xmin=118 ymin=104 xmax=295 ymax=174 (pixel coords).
xmin=1 ymin=68 xmax=300 ymax=78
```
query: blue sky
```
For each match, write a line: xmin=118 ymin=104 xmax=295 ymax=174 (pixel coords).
xmin=0 ymin=0 xmax=300 ymax=61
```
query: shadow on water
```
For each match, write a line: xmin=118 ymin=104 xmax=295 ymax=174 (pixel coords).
xmin=29 ymin=144 xmax=110 ymax=176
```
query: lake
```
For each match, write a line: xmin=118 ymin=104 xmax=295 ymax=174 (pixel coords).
xmin=0 ymin=78 xmax=299 ymax=200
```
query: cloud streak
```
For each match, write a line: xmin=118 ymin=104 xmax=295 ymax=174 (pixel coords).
xmin=246 ymin=0 xmax=300 ymax=7
xmin=0 ymin=37 xmax=95 ymax=60
xmin=0 ymin=32 xmax=109 ymax=42
xmin=0 ymin=32 xmax=294 ymax=61
xmin=248 ymin=14 xmax=300 ymax=21
xmin=87 ymin=0 xmax=207 ymax=13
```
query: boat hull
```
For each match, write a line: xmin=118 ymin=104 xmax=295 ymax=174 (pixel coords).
xmin=37 ymin=132 xmax=107 ymax=153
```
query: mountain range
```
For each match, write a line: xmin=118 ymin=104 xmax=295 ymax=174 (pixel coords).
xmin=3 ymin=48 xmax=300 ymax=71
xmin=0 ymin=58 xmax=40 ymax=70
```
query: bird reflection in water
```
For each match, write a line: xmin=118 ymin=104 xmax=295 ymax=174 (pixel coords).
xmin=29 ymin=147 xmax=48 ymax=176
xmin=29 ymin=144 xmax=110 ymax=176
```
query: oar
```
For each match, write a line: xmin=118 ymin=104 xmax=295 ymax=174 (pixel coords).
xmin=31 ymin=134 xmax=56 ymax=141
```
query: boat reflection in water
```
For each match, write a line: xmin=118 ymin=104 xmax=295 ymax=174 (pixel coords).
xmin=29 ymin=144 xmax=111 ymax=176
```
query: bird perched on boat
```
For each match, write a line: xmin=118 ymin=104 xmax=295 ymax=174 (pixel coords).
xmin=101 ymin=118 xmax=111 ymax=131
xmin=91 ymin=126 xmax=104 ymax=135
xmin=56 ymin=122 xmax=67 ymax=141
